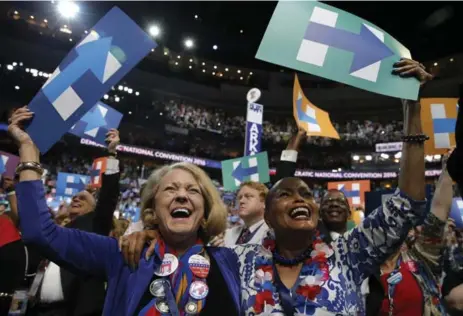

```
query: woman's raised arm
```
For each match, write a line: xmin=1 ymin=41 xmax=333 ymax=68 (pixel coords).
xmin=340 ymin=59 xmax=432 ymax=283
xmin=9 ymin=107 xmax=122 ymax=279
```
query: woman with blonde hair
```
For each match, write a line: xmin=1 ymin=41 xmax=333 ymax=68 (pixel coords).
xmin=9 ymin=110 xmax=240 ymax=316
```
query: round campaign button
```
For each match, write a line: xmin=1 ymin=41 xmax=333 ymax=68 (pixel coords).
xmin=149 ymin=279 xmax=167 ymax=298
xmin=154 ymin=253 xmax=179 ymax=277
xmin=185 ymin=301 xmax=198 ymax=314
xmin=189 ymin=281 xmax=209 ymax=300
xmin=246 ymin=88 xmax=261 ymax=103
xmin=188 ymin=254 xmax=210 ymax=279
xmin=155 ymin=300 xmax=170 ymax=313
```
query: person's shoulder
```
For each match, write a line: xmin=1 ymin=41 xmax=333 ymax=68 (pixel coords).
xmin=68 ymin=212 xmax=95 ymax=230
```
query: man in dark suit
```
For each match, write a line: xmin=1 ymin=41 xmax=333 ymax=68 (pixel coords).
xmin=27 ymin=129 xmax=121 ymax=316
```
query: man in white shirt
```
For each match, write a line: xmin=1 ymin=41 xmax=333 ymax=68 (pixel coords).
xmin=223 ymin=181 xmax=269 ymax=247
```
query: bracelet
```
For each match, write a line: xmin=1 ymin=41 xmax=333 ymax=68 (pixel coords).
xmin=7 ymin=191 xmax=16 ymax=196
xmin=15 ymin=162 xmax=44 ymax=176
xmin=401 ymin=134 xmax=430 ymax=143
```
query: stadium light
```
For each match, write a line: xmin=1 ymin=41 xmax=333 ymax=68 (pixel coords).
xmin=177 ymin=55 xmax=181 ymax=59
xmin=6 ymin=65 xmax=13 ymax=71
xmin=175 ymin=62 xmax=178 ymax=65
xmin=135 ymin=91 xmax=140 ymax=96
xmin=184 ymin=38 xmax=194 ymax=49
xmin=57 ymin=1 xmax=80 ymax=19
xmin=12 ymin=62 xmax=17 ymax=66
xmin=240 ymin=77 xmax=243 ymax=80
xmin=425 ymin=155 xmax=433 ymax=162
xmin=128 ymin=88 xmax=133 ymax=94
xmin=353 ymin=155 xmax=360 ymax=161
xmin=213 ymin=65 xmax=217 ymax=69
xmin=149 ymin=25 xmax=160 ymax=37
xmin=202 ymin=62 xmax=205 ymax=66
xmin=114 ymin=96 xmax=120 ymax=102
xmin=103 ymin=94 xmax=109 ymax=100
xmin=118 ymin=85 xmax=123 ymax=91
xmin=365 ymin=155 xmax=372 ymax=161
xmin=237 ymin=69 xmax=241 ymax=74
xmin=394 ymin=152 xmax=402 ymax=159
xmin=433 ymin=154 xmax=441 ymax=160
xmin=225 ymin=68 xmax=229 ymax=72
xmin=189 ymin=65 xmax=192 ymax=69
xmin=13 ymin=11 xmax=18 ymax=15
xmin=194 ymin=14 xmax=198 ymax=19
xmin=213 ymin=45 xmax=218 ymax=50
xmin=380 ymin=153 xmax=389 ymax=159
xmin=128 ymin=111 xmax=132 ymax=115
xmin=14 ymin=86 xmax=20 ymax=90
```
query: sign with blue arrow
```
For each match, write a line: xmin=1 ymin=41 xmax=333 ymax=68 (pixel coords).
xmin=56 ymin=172 xmax=91 ymax=197
xmin=26 ymin=6 xmax=156 ymax=153
xmin=256 ymin=1 xmax=420 ymax=100
xmin=221 ymin=152 xmax=270 ymax=192
xmin=69 ymin=102 xmax=123 ymax=145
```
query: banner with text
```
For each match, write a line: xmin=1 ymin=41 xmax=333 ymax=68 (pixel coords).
xmin=375 ymin=142 xmax=403 ymax=152
xmin=80 ymin=139 xmax=442 ymax=179
xmin=244 ymin=102 xmax=264 ymax=156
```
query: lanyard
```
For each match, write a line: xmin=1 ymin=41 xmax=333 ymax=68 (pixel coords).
xmin=272 ymin=265 xmax=296 ymax=315
xmin=151 ymin=242 xmax=207 ymax=316
xmin=387 ymin=256 xmax=403 ymax=316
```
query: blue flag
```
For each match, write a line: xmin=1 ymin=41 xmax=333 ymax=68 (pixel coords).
xmin=26 ymin=7 xmax=156 ymax=153
xmin=56 ymin=172 xmax=90 ymax=197
xmin=69 ymin=102 xmax=123 ymax=145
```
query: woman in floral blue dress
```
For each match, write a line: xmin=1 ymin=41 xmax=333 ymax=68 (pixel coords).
xmin=123 ymin=58 xmax=433 ymax=316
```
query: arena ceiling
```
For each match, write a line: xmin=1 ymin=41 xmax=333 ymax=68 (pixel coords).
xmin=2 ymin=1 xmax=462 ymax=71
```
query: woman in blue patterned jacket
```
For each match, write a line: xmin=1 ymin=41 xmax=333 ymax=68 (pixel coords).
xmin=123 ymin=58 xmax=434 ymax=315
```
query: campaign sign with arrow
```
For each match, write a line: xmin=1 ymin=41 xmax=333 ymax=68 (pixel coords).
xmin=221 ymin=152 xmax=270 ymax=192
xmin=56 ymin=172 xmax=91 ymax=197
xmin=26 ymin=6 xmax=156 ymax=153
xmin=293 ymin=74 xmax=339 ymax=139
xmin=69 ymin=102 xmax=123 ymax=145
xmin=0 ymin=151 xmax=19 ymax=177
xmin=256 ymin=1 xmax=419 ymax=100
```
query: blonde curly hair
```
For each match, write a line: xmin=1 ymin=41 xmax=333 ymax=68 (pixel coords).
xmin=140 ymin=162 xmax=227 ymax=243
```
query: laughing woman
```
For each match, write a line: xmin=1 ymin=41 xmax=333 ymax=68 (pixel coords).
xmin=235 ymin=59 xmax=432 ymax=315
xmin=8 ymin=111 xmax=240 ymax=315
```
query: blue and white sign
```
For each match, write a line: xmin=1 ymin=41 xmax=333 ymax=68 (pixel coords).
xmin=451 ymin=198 xmax=463 ymax=229
xmin=244 ymin=102 xmax=264 ymax=156
xmin=26 ymin=7 xmax=156 ymax=153
xmin=56 ymin=172 xmax=90 ymax=197
xmin=69 ymin=102 xmax=123 ymax=145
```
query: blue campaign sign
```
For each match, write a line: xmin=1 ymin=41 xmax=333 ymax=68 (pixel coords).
xmin=69 ymin=102 xmax=123 ymax=145
xmin=56 ymin=172 xmax=90 ymax=197
xmin=26 ymin=7 xmax=156 ymax=153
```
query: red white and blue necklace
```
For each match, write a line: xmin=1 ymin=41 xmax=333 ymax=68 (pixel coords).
xmin=252 ymin=231 xmax=332 ymax=315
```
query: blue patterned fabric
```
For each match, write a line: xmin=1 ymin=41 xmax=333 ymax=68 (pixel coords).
xmin=235 ymin=189 xmax=427 ymax=316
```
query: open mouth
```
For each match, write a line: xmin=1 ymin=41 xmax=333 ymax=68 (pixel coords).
xmin=289 ymin=207 xmax=312 ymax=220
xmin=170 ymin=208 xmax=192 ymax=219
xmin=326 ymin=207 xmax=345 ymax=217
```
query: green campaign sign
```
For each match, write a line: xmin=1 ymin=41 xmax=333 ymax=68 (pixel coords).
xmin=221 ymin=152 xmax=270 ymax=192
xmin=256 ymin=1 xmax=420 ymax=100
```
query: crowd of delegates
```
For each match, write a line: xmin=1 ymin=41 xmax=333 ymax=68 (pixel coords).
xmin=164 ymin=99 xmax=404 ymax=146
xmin=1 ymin=59 xmax=463 ymax=316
